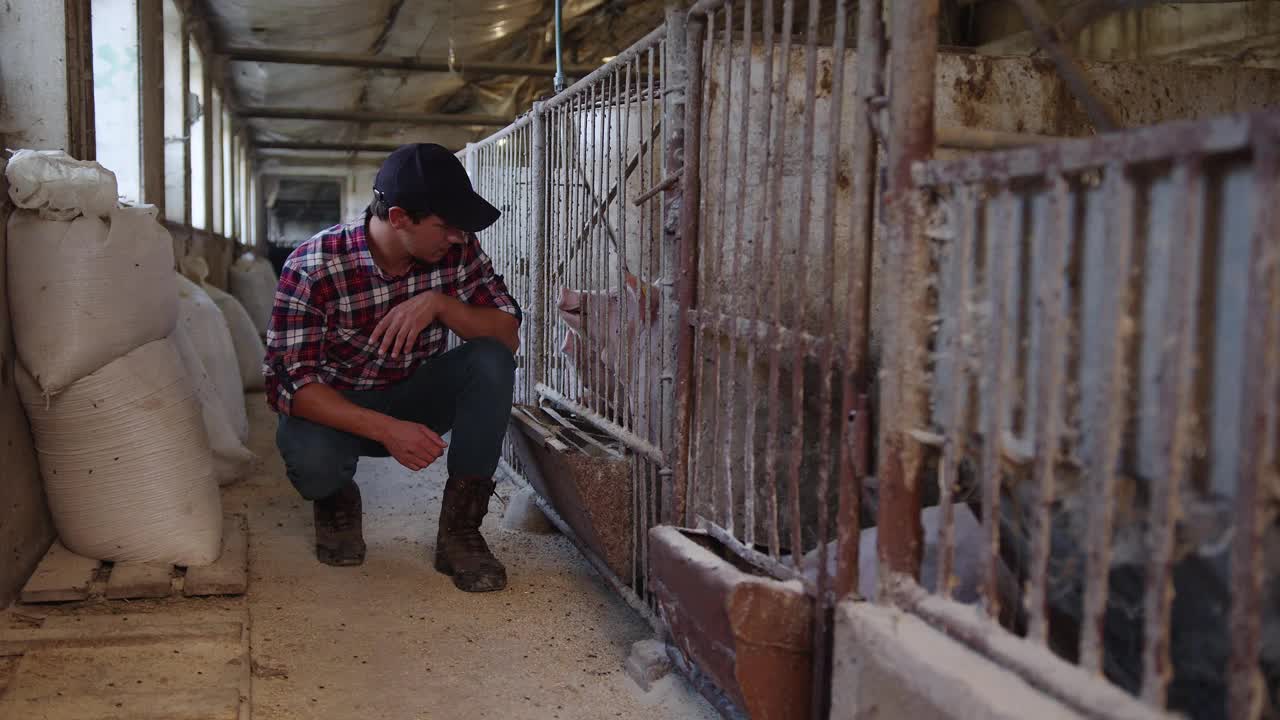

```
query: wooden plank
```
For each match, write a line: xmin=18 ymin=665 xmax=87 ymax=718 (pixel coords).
xmin=19 ymin=542 xmax=100 ymax=604
xmin=0 ymin=622 xmax=244 ymax=657
xmin=183 ymin=515 xmax=248 ymax=597
xmin=0 ymin=686 xmax=242 ymax=720
xmin=106 ymin=562 xmax=175 ymax=600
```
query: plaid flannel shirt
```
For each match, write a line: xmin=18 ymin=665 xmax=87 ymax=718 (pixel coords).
xmin=263 ymin=219 xmax=521 ymax=415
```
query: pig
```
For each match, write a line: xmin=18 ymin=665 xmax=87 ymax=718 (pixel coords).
xmin=556 ymin=270 xmax=662 ymax=424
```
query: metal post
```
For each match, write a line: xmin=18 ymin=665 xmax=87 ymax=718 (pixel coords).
xmin=530 ymin=104 xmax=548 ymax=391
xmin=554 ymin=0 xmax=566 ymax=93
xmin=661 ymin=3 xmax=689 ymax=525
xmin=877 ymin=0 xmax=940 ymax=587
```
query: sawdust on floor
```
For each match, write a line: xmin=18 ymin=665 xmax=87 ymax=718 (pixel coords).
xmin=2 ymin=393 xmax=717 ymax=720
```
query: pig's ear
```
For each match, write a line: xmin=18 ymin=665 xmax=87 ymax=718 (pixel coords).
xmin=558 ymin=286 xmax=582 ymax=313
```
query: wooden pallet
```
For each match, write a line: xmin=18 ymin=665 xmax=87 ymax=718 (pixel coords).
xmin=20 ymin=514 xmax=249 ymax=604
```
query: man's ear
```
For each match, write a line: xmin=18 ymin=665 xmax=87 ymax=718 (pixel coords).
xmin=387 ymin=206 xmax=413 ymax=229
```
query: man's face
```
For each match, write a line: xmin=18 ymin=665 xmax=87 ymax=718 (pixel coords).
xmin=390 ymin=209 xmax=468 ymax=264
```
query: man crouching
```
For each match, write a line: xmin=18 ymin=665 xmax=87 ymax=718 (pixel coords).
xmin=263 ymin=143 xmax=520 ymax=592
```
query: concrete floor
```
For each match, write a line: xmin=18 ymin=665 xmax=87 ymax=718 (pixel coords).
xmin=3 ymin=394 xmax=718 ymax=720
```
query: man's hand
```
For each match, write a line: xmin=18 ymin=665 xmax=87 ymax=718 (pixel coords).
xmin=376 ymin=418 xmax=448 ymax=472
xmin=370 ymin=291 xmax=447 ymax=357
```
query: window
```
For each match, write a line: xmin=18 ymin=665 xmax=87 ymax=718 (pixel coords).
xmin=211 ymin=90 xmax=223 ymax=235
xmin=92 ymin=0 xmax=141 ymax=202
xmin=162 ymin=0 xmax=186 ymax=223
xmin=238 ymin=143 xmax=251 ymax=246
xmin=222 ymin=107 xmax=234 ymax=238
xmin=189 ymin=42 xmax=207 ymax=230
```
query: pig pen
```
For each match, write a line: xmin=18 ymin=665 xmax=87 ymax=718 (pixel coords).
xmin=461 ymin=26 xmax=679 ymax=605
xmin=461 ymin=2 xmax=1280 ymax=717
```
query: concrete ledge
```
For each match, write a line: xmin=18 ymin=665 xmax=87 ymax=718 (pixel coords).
xmin=832 ymin=601 xmax=1086 ymax=720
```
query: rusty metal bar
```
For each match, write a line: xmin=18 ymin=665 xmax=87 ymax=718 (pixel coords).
xmin=709 ymin=4 xmax=735 ymax=533
xmin=633 ymin=172 xmax=681 ymax=206
xmin=728 ymin=0 xmax=755 ymax=549
xmin=1026 ymin=171 xmax=1072 ymax=644
xmin=672 ymin=9 xmax=702 ymax=526
xmin=835 ymin=0 xmax=886 ymax=602
xmin=784 ymin=0 xmax=825 ymax=572
xmin=914 ymin=111 xmax=1262 ymax=187
xmin=531 ymin=107 xmax=548 ymax=393
xmin=688 ymin=310 xmax=835 ymax=356
xmin=1079 ymin=162 xmax=1136 ymax=674
xmin=977 ymin=187 xmax=1018 ymax=620
xmin=1228 ymin=129 xmax=1279 ymax=720
xmin=743 ymin=0 xmax=780 ymax=559
xmin=686 ymin=13 xmax=714 ymax=528
xmin=878 ymin=0 xmax=940 ymax=585
xmin=536 ymin=383 xmax=666 ymax=464
xmin=764 ymin=0 xmax=798 ymax=562
xmin=935 ymin=187 xmax=978 ymax=600
xmin=1140 ymin=158 xmax=1204 ymax=707
xmin=698 ymin=517 xmax=805 ymax=586
xmin=812 ymin=2 xmax=851 ymax=716
xmin=1006 ymin=0 xmax=1119 ymax=132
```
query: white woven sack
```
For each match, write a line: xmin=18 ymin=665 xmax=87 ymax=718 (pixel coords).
xmin=180 ymin=254 xmax=265 ymax=392
xmin=4 ymin=149 xmax=118 ymax=221
xmin=7 ymin=207 xmax=177 ymax=396
xmin=177 ymin=275 xmax=248 ymax=443
xmin=229 ymin=252 xmax=277 ymax=337
xmin=207 ymin=285 xmax=266 ymax=391
xmin=173 ymin=324 xmax=255 ymax=486
xmin=17 ymin=340 xmax=223 ymax=566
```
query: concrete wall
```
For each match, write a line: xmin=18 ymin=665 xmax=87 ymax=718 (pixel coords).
xmin=0 ymin=0 xmax=67 ymax=607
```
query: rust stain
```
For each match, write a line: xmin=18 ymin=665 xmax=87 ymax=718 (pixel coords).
xmin=818 ymin=58 xmax=833 ymax=99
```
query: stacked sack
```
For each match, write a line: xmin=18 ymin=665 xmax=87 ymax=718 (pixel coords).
xmin=175 ymin=272 xmax=256 ymax=485
xmin=5 ymin=150 xmax=223 ymax=566
xmin=228 ymin=251 xmax=278 ymax=338
xmin=181 ymin=255 xmax=266 ymax=391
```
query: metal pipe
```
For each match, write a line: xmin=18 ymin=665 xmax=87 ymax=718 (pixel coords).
xmin=937 ymin=126 xmax=1059 ymax=149
xmin=1227 ymin=128 xmax=1278 ymax=720
xmin=1005 ymin=0 xmax=1120 ymax=132
xmin=544 ymin=26 xmax=666 ymax=112
xmin=936 ymin=186 xmax=978 ymax=600
xmin=239 ymin=106 xmax=509 ymax=127
xmin=255 ymin=141 xmax=404 ymax=153
xmin=914 ymin=111 xmax=1260 ymax=187
xmin=1078 ymin=163 xmax=1136 ymax=673
xmin=1026 ymin=172 xmax=1072 ymax=643
xmin=536 ymin=383 xmax=666 ymax=465
xmin=671 ymin=8 xmax=701 ymax=527
xmin=1140 ymin=157 xmax=1203 ymax=707
xmin=224 ymin=46 xmax=596 ymax=78
xmin=553 ymin=0 xmax=566 ymax=93
xmin=877 ymin=0 xmax=941 ymax=585
xmin=531 ymin=104 xmax=548 ymax=392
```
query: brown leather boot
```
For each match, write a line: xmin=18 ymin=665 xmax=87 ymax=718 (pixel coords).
xmin=435 ymin=476 xmax=507 ymax=592
xmin=314 ymin=480 xmax=366 ymax=566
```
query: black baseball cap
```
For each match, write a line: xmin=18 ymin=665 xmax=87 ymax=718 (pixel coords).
xmin=373 ymin=143 xmax=500 ymax=232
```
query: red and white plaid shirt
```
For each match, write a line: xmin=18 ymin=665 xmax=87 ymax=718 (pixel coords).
xmin=263 ymin=218 xmax=521 ymax=414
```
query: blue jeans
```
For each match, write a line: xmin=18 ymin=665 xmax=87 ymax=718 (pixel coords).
xmin=276 ymin=337 xmax=516 ymax=501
